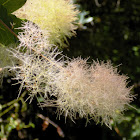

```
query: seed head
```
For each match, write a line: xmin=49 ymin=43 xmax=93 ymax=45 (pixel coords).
xmin=50 ymin=59 xmax=133 ymax=128
xmin=13 ymin=0 xmax=79 ymax=46
xmin=10 ymin=47 xmax=63 ymax=101
xmin=16 ymin=21 xmax=50 ymax=53
xmin=9 ymin=21 xmax=134 ymax=128
xmin=89 ymin=61 xmax=133 ymax=127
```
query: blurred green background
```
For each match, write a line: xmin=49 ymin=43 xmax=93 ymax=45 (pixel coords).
xmin=0 ymin=0 xmax=140 ymax=139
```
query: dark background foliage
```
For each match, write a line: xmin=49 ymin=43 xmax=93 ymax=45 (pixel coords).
xmin=0 ymin=0 xmax=140 ymax=139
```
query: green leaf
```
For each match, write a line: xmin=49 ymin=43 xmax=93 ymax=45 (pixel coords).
xmin=0 ymin=0 xmax=26 ymax=13
xmin=28 ymin=122 xmax=35 ymax=128
xmin=0 ymin=5 xmax=15 ymax=45
xmin=0 ymin=5 xmax=22 ymax=46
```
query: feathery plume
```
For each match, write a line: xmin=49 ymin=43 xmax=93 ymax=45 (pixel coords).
xmin=9 ymin=21 xmax=134 ymax=128
xmin=89 ymin=61 xmax=133 ymax=127
xmin=10 ymin=47 xmax=63 ymax=101
xmin=16 ymin=21 xmax=50 ymax=53
xmin=48 ymin=59 xmax=133 ymax=128
xmin=13 ymin=0 xmax=79 ymax=46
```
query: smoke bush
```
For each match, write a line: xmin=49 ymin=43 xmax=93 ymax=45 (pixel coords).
xmin=50 ymin=59 xmax=133 ymax=128
xmin=9 ymin=20 xmax=133 ymax=128
xmin=16 ymin=21 xmax=50 ymax=53
xmin=13 ymin=0 xmax=79 ymax=46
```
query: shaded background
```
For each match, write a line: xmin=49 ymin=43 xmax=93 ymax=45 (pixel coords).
xmin=0 ymin=0 xmax=140 ymax=139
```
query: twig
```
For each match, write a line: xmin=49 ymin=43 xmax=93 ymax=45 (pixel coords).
xmin=0 ymin=104 xmax=15 ymax=117
xmin=94 ymin=0 xmax=102 ymax=7
xmin=94 ymin=0 xmax=107 ymax=7
xmin=29 ymin=46 xmax=64 ymax=70
xmin=37 ymin=114 xmax=65 ymax=138
xmin=0 ymin=19 xmax=17 ymax=38
xmin=0 ymin=91 xmax=27 ymax=117
xmin=116 ymin=0 xmax=120 ymax=8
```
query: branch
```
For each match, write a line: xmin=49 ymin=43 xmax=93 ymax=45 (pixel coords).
xmin=0 ymin=19 xmax=17 ymax=38
xmin=116 ymin=0 xmax=120 ymax=8
xmin=0 ymin=91 xmax=26 ymax=117
xmin=95 ymin=0 xmax=102 ymax=7
xmin=94 ymin=0 xmax=107 ymax=7
xmin=37 ymin=114 xmax=65 ymax=138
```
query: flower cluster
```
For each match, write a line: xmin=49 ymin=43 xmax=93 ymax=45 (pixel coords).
xmin=10 ymin=21 xmax=133 ymax=128
xmin=53 ymin=59 xmax=133 ymax=127
xmin=11 ymin=49 xmax=61 ymax=100
xmin=13 ymin=0 xmax=79 ymax=46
